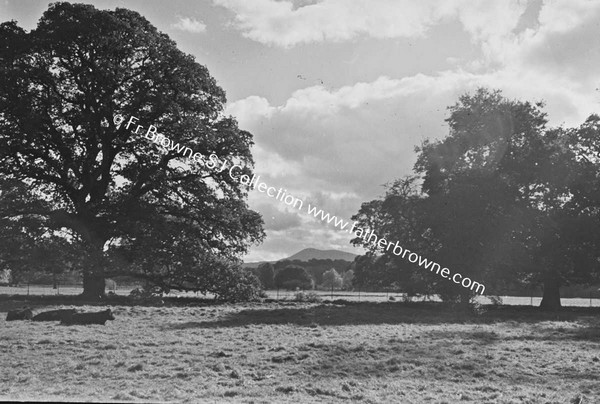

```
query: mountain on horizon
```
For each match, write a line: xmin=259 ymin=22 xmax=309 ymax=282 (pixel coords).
xmin=283 ymin=248 xmax=358 ymax=262
xmin=243 ymin=248 xmax=358 ymax=269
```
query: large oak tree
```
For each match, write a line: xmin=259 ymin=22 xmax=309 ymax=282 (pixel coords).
xmin=352 ymin=89 xmax=600 ymax=309
xmin=416 ymin=89 xmax=600 ymax=309
xmin=0 ymin=3 xmax=264 ymax=298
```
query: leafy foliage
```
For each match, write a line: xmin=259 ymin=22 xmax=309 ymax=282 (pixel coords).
xmin=352 ymin=88 xmax=600 ymax=308
xmin=208 ymin=264 xmax=262 ymax=302
xmin=253 ymin=262 xmax=275 ymax=289
xmin=342 ymin=269 xmax=354 ymax=290
xmin=322 ymin=268 xmax=343 ymax=291
xmin=0 ymin=3 xmax=264 ymax=299
xmin=274 ymin=265 xmax=314 ymax=290
xmin=274 ymin=259 xmax=351 ymax=285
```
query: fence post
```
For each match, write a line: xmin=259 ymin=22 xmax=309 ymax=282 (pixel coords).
xmin=530 ymin=291 xmax=533 ymax=306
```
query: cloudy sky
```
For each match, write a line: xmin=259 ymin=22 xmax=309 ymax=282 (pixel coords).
xmin=3 ymin=0 xmax=600 ymax=261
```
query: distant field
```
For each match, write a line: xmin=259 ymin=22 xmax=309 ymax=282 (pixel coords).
xmin=2 ymin=285 xmax=599 ymax=307
xmin=0 ymin=300 xmax=599 ymax=403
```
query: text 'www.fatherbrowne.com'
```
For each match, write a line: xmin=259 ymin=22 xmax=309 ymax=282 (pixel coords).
xmin=115 ymin=114 xmax=485 ymax=295
xmin=305 ymin=204 xmax=486 ymax=295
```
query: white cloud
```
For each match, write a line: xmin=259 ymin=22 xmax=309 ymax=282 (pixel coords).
xmin=214 ymin=0 xmax=526 ymax=48
xmin=252 ymin=202 xmax=302 ymax=231
xmin=536 ymin=0 xmax=599 ymax=34
xmin=510 ymin=1 xmax=600 ymax=86
xmin=231 ymin=74 xmax=467 ymax=254
xmin=244 ymin=224 xmax=364 ymax=262
xmin=226 ymin=95 xmax=275 ymax=125
xmin=226 ymin=0 xmax=600 ymax=260
xmin=234 ymin=66 xmax=599 ymax=261
xmin=172 ymin=16 xmax=207 ymax=33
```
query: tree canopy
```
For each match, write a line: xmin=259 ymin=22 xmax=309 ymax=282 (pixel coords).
xmin=0 ymin=3 xmax=264 ymax=299
xmin=253 ymin=262 xmax=275 ymax=289
xmin=352 ymin=88 xmax=600 ymax=309
xmin=322 ymin=268 xmax=343 ymax=291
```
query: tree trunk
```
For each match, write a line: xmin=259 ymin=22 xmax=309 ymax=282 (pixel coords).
xmin=82 ymin=272 xmax=105 ymax=299
xmin=540 ymin=277 xmax=561 ymax=311
xmin=80 ymin=236 xmax=107 ymax=299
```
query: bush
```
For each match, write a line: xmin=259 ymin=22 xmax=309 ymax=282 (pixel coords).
xmin=105 ymin=278 xmax=117 ymax=291
xmin=129 ymin=285 xmax=163 ymax=299
xmin=437 ymin=282 xmax=476 ymax=308
xmin=275 ymin=265 xmax=313 ymax=290
xmin=147 ymin=255 xmax=262 ymax=302
xmin=210 ymin=265 xmax=262 ymax=302
xmin=129 ymin=285 xmax=164 ymax=305
xmin=294 ymin=291 xmax=322 ymax=303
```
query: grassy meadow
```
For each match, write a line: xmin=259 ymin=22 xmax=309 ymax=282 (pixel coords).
xmin=1 ymin=298 xmax=599 ymax=403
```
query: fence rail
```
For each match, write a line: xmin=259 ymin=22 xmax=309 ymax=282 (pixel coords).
xmin=1 ymin=285 xmax=599 ymax=307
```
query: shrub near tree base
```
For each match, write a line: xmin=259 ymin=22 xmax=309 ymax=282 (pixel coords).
xmin=211 ymin=266 xmax=262 ymax=302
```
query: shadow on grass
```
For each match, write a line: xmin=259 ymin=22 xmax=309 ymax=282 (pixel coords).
xmin=289 ymin=331 xmax=599 ymax=385
xmin=0 ymin=294 xmax=220 ymax=312
xmin=425 ymin=323 xmax=600 ymax=343
xmin=165 ymin=302 xmax=600 ymax=330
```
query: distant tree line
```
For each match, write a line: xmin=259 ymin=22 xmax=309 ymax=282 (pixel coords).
xmin=250 ymin=259 xmax=354 ymax=291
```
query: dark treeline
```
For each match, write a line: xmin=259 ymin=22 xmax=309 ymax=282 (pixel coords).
xmin=251 ymin=259 xmax=353 ymax=290
xmin=275 ymin=259 xmax=352 ymax=285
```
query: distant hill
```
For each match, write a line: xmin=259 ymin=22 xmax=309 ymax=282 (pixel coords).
xmin=243 ymin=248 xmax=358 ymax=268
xmin=284 ymin=248 xmax=358 ymax=262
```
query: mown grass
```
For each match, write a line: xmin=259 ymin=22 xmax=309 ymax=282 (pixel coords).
xmin=1 ymin=298 xmax=599 ymax=403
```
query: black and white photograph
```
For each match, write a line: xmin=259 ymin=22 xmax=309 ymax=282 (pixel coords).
xmin=1 ymin=0 xmax=599 ymax=402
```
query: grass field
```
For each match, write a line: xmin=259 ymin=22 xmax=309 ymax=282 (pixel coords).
xmin=1 ymin=299 xmax=599 ymax=403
